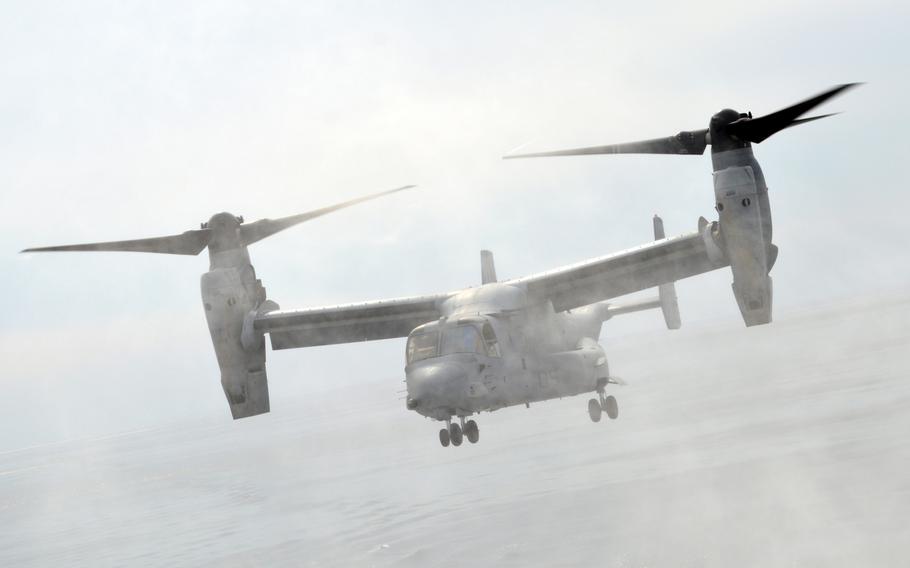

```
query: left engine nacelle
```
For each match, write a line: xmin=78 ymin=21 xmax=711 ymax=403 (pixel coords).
xmin=201 ymin=265 xmax=270 ymax=419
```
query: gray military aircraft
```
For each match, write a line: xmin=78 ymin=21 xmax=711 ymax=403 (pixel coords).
xmin=23 ymin=84 xmax=856 ymax=447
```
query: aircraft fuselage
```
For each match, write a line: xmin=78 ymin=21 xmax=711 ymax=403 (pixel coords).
xmin=404 ymin=283 xmax=610 ymax=421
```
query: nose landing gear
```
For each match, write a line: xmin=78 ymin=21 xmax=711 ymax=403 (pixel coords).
xmin=602 ymin=394 xmax=619 ymax=419
xmin=438 ymin=417 xmax=480 ymax=447
xmin=588 ymin=389 xmax=619 ymax=423
xmin=587 ymin=398 xmax=602 ymax=422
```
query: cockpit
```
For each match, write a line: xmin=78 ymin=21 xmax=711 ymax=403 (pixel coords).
xmin=406 ymin=319 xmax=501 ymax=365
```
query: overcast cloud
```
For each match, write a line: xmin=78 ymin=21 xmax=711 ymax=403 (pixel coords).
xmin=1 ymin=0 xmax=908 ymax=451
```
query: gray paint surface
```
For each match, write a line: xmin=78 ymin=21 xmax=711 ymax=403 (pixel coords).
xmin=2 ymin=295 xmax=907 ymax=566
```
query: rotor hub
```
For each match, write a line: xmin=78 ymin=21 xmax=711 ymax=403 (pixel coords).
xmin=203 ymin=212 xmax=243 ymax=230
xmin=709 ymin=108 xmax=750 ymax=152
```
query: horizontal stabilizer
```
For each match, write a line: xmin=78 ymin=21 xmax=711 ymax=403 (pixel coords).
xmin=605 ymin=297 xmax=661 ymax=318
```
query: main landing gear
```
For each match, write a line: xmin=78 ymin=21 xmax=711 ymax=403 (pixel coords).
xmin=439 ymin=417 xmax=480 ymax=447
xmin=588 ymin=389 xmax=619 ymax=423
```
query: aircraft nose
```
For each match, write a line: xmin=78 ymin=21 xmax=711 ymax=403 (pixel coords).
xmin=406 ymin=362 xmax=466 ymax=411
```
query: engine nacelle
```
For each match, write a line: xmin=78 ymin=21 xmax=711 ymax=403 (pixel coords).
xmin=201 ymin=264 xmax=271 ymax=419
xmin=713 ymin=161 xmax=772 ymax=326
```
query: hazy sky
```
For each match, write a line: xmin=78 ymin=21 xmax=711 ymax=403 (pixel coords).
xmin=1 ymin=0 xmax=908 ymax=451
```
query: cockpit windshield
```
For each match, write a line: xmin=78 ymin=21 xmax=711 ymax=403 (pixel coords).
xmin=441 ymin=325 xmax=485 ymax=356
xmin=407 ymin=322 xmax=501 ymax=364
xmin=406 ymin=331 xmax=439 ymax=364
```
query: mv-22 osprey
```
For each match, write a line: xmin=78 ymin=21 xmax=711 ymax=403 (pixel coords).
xmin=24 ymin=85 xmax=856 ymax=447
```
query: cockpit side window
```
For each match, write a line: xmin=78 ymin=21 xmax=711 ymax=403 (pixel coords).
xmin=481 ymin=323 xmax=501 ymax=357
xmin=441 ymin=325 xmax=484 ymax=356
xmin=406 ymin=331 xmax=439 ymax=364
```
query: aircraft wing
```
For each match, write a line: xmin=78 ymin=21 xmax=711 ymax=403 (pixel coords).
xmin=513 ymin=231 xmax=729 ymax=312
xmin=253 ymin=294 xmax=448 ymax=350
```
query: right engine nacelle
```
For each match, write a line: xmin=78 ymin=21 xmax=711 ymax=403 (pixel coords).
xmin=713 ymin=163 xmax=773 ymax=326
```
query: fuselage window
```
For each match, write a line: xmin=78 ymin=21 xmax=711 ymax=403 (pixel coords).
xmin=481 ymin=323 xmax=501 ymax=357
xmin=441 ymin=325 xmax=485 ymax=356
xmin=406 ymin=331 xmax=439 ymax=364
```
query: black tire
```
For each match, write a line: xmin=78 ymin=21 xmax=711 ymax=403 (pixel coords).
xmin=588 ymin=398 xmax=602 ymax=422
xmin=604 ymin=395 xmax=619 ymax=419
xmin=439 ymin=428 xmax=450 ymax=447
xmin=465 ymin=420 xmax=479 ymax=444
xmin=450 ymin=423 xmax=463 ymax=446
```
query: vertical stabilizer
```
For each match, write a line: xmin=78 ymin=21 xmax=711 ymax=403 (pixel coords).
xmin=480 ymin=250 xmax=497 ymax=284
xmin=652 ymin=214 xmax=666 ymax=240
xmin=653 ymin=215 xmax=681 ymax=329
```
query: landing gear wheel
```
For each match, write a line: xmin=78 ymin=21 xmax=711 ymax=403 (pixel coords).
xmin=604 ymin=395 xmax=619 ymax=419
xmin=449 ymin=423 xmax=463 ymax=446
xmin=439 ymin=428 xmax=451 ymax=447
xmin=588 ymin=398 xmax=602 ymax=422
xmin=464 ymin=420 xmax=479 ymax=444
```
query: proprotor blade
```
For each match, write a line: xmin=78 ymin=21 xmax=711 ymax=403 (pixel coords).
xmin=21 ymin=229 xmax=211 ymax=255
xmin=787 ymin=113 xmax=840 ymax=128
xmin=726 ymin=83 xmax=860 ymax=144
xmin=240 ymin=185 xmax=415 ymax=246
xmin=503 ymin=129 xmax=708 ymax=159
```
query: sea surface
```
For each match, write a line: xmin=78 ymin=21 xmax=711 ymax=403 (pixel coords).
xmin=2 ymin=296 xmax=909 ymax=566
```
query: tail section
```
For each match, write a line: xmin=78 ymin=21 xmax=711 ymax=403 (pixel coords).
xmin=653 ymin=215 xmax=681 ymax=330
xmin=480 ymin=250 xmax=498 ymax=284
xmin=658 ymin=283 xmax=681 ymax=330
xmin=575 ymin=216 xmax=683 ymax=332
